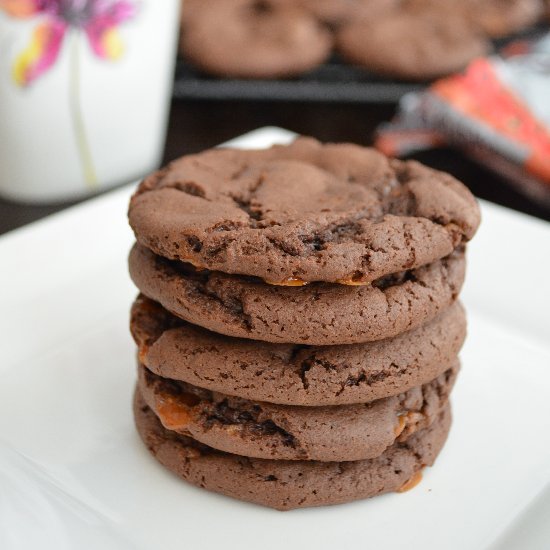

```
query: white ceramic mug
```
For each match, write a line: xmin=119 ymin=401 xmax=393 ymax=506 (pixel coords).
xmin=0 ymin=0 xmax=180 ymax=203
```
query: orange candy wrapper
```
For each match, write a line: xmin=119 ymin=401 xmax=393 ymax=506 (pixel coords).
xmin=375 ymin=35 xmax=550 ymax=206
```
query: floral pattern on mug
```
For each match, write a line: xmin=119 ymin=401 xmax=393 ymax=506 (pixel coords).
xmin=0 ymin=0 xmax=137 ymax=189
xmin=0 ymin=0 xmax=136 ymax=86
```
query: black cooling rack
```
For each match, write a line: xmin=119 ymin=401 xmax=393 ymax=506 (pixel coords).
xmin=172 ymin=27 xmax=547 ymax=104
xmin=173 ymin=55 xmax=424 ymax=103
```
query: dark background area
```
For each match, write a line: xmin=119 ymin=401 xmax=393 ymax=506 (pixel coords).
xmin=2 ymin=99 xmax=550 ymax=235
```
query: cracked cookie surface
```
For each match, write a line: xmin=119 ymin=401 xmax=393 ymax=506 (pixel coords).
xmin=337 ymin=10 xmax=490 ymax=81
xmin=131 ymin=295 xmax=465 ymax=405
xmin=128 ymin=137 xmax=479 ymax=284
xmin=406 ymin=0 xmax=544 ymax=38
xmin=128 ymin=243 xmax=466 ymax=345
xmin=298 ymin=0 xmax=397 ymax=26
xmin=180 ymin=0 xmax=333 ymax=79
xmin=134 ymin=390 xmax=452 ymax=510
xmin=138 ymin=362 xmax=457 ymax=461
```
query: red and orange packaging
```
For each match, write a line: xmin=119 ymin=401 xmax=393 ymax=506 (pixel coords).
xmin=376 ymin=34 xmax=550 ymax=206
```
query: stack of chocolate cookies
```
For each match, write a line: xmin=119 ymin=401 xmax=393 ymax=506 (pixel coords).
xmin=128 ymin=137 xmax=480 ymax=510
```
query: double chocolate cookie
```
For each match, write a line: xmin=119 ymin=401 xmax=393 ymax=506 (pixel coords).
xmin=129 ymin=138 xmax=479 ymax=285
xmin=135 ymin=391 xmax=452 ymax=510
xmin=131 ymin=295 xmax=465 ymax=405
xmin=138 ymin=362 xmax=457 ymax=461
xmin=408 ymin=0 xmax=544 ymax=38
xmin=128 ymin=136 xmax=479 ymax=509
xmin=180 ymin=0 xmax=332 ymax=78
xmin=337 ymin=11 xmax=490 ymax=81
xmin=129 ymin=243 xmax=465 ymax=345
xmin=298 ymin=0 xmax=397 ymax=27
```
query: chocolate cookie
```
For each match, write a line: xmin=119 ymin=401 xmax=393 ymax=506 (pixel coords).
xmin=134 ymin=390 xmax=452 ymax=510
xmin=128 ymin=138 xmax=480 ymax=285
xmin=138 ymin=362 xmax=457 ymax=461
xmin=468 ymin=0 xmax=543 ymax=37
xmin=180 ymin=0 xmax=332 ymax=78
xmin=299 ymin=0 xmax=396 ymax=26
xmin=128 ymin=243 xmax=465 ymax=345
xmin=337 ymin=11 xmax=490 ymax=81
xmin=405 ymin=0 xmax=543 ymax=38
xmin=132 ymin=295 xmax=466 ymax=405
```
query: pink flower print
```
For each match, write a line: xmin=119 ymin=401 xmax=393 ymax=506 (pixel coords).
xmin=0 ymin=0 xmax=136 ymax=86
xmin=0 ymin=0 xmax=137 ymax=189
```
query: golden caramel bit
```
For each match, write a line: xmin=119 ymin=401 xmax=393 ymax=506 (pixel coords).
xmin=156 ymin=391 xmax=200 ymax=430
xmin=266 ymin=274 xmax=371 ymax=286
xmin=264 ymin=277 xmax=309 ymax=287
xmin=396 ymin=470 xmax=423 ymax=493
xmin=157 ymin=400 xmax=192 ymax=430
xmin=138 ymin=344 xmax=149 ymax=364
xmin=394 ymin=414 xmax=407 ymax=437
xmin=394 ymin=411 xmax=426 ymax=438
xmin=336 ymin=271 xmax=371 ymax=285
xmin=336 ymin=278 xmax=371 ymax=286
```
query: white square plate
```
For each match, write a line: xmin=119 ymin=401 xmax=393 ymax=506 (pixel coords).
xmin=1 ymin=128 xmax=550 ymax=550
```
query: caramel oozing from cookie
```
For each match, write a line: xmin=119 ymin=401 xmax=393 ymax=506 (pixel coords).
xmin=156 ymin=392 xmax=201 ymax=430
xmin=394 ymin=411 xmax=426 ymax=438
xmin=397 ymin=470 xmax=423 ymax=493
xmin=265 ymin=275 xmax=370 ymax=286
xmin=394 ymin=415 xmax=407 ymax=437
xmin=181 ymin=256 xmax=374 ymax=287
xmin=264 ymin=277 xmax=309 ymax=287
xmin=336 ymin=277 xmax=371 ymax=286
xmin=138 ymin=344 xmax=149 ymax=365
